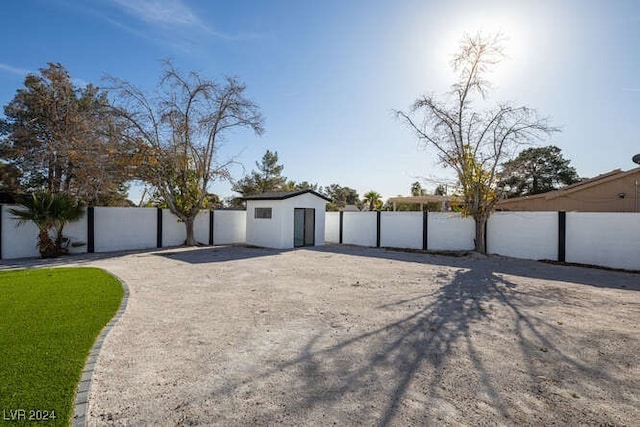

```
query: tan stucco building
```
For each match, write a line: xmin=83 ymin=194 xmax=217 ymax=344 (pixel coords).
xmin=496 ymin=167 xmax=640 ymax=212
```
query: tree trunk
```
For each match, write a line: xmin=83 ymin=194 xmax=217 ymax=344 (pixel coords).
xmin=474 ymin=215 xmax=487 ymax=254
xmin=184 ymin=216 xmax=197 ymax=246
xmin=38 ymin=228 xmax=58 ymax=258
xmin=54 ymin=226 xmax=69 ymax=257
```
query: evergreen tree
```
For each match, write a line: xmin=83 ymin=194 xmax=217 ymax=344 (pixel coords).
xmin=324 ymin=184 xmax=360 ymax=211
xmin=233 ymin=150 xmax=288 ymax=195
xmin=499 ymin=146 xmax=580 ymax=197
xmin=0 ymin=63 xmax=136 ymax=205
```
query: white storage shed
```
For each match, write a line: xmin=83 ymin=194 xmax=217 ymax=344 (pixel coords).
xmin=243 ymin=190 xmax=330 ymax=249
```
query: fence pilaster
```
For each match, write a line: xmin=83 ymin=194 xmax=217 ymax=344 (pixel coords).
xmin=209 ymin=209 xmax=214 ymax=246
xmin=0 ymin=204 xmax=3 ymax=259
xmin=156 ymin=208 xmax=163 ymax=248
xmin=87 ymin=207 xmax=95 ymax=253
xmin=376 ymin=211 xmax=381 ymax=248
xmin=422 ymin=211 xmax=428 ymax=251
xmin=558 ymin=211 xmax=566 ymax=262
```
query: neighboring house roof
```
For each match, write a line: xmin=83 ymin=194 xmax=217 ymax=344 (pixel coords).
xmin=341 ymin=204 xmax=360 ymax=212
xmin=496 ymin=166 xmax=640 ymax=212
xmin=388 ymin=195 xmax=463 ymax=204
xmin=544 ymin=168 xmax=637 ymax=199
xmin=241 ymin=189 xmax=331 ymax=202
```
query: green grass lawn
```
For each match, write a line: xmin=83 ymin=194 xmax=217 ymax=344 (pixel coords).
xmin=0 ymin=267 xmax=124 ymax=426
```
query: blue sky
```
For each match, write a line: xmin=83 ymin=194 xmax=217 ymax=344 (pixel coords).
xmin=1 ymin=0 xmax=639 ymax=202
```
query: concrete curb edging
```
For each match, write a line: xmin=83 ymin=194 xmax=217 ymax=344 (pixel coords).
xmin=72 ymin=271 xmax=130 ymax=427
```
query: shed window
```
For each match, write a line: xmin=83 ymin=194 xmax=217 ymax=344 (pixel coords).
xmin=255 ymin=207 xmax=272 ymax=219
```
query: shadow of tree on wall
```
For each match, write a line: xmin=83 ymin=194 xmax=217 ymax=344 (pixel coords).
xmin=208 ymin=252 xmax=638 ymax=425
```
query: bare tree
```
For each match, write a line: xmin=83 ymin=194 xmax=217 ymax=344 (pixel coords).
xmin=397 ymin=33 xmax=558 ymax=252
xmin=109 ymin=61 xmax=264 ymax=245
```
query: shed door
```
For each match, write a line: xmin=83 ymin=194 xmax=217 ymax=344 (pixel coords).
xmin=294 ymin=208 xmax=315 ymax=247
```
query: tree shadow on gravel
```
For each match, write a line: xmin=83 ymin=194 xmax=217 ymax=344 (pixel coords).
xmin=211 ymin=246 xmax=638 ymax=425
xmin=311 ymin=244 xmax=640 ymax=291
xmin=0 ymin=247 xmax=165 ymax=270
xmin=0 ymin=244 xmax=287 ymax=270
xmin=155 ymin=245 xmax=288 ymax=264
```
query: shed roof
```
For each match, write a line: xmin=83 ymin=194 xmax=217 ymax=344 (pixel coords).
xmin=241 ymin=189 xmax=331 ymax=202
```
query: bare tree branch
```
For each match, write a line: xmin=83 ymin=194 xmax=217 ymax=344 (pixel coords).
xmin=397 ymin=33 xmax=558 ymax=253
xmin=108 ymin=60 xmax=263 ymax=245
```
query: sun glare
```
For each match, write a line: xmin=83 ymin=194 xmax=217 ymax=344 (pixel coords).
xmin=432 ymin=9 xmax=533 ymax=91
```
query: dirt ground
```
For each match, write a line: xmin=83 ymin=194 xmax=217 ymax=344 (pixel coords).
xmin=8 ymin=245 xmax=640 ymax=426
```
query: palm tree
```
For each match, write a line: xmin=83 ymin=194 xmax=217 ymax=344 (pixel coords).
xmin=10 ymin=191 xmax=84 ymax=258
xmin=362 ymin=190 xmax=382 ymax=211
xmin=48 ymin=192 xmax=85 ymax=251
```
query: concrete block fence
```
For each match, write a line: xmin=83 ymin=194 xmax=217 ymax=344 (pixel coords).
xmin=327 ymin=211 xmax=476 ymax=252
xmin=325 ymin=211 xmax=640 ymax=271
xmin=1 ymin=205 xmax=638 ymax=270
xmin=0 ymin=205 xmax=246 ymax=260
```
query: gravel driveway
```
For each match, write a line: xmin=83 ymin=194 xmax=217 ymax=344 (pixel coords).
xmin=8 ymin=245 xmax=640 ymax=425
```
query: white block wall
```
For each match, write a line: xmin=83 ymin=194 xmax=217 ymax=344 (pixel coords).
xmin=94 ymin=207 xmax=157 ymax=252
xmin=1 ymin=205 xmax=89 ymax=259
xmin=380 ymin=212 xmax=422 ymax=249
xmin=163 ymin=209 xmax=246 ymax=246
xmin=60 ymin=212 xmax=88 ymax=255
xmin=194 ymin=210 xmax=211 ymax=244
xmin=3 ymin=205 xmax=640 ymax=271
xmin=163 ymin=209 xmax=186 ymax=247
xmin=331 ymin=211 xmax=474 ymax=251
xmin=325 ymin=212 xmax=340 ymax=243
xmin=428 ymin=212 xmax=475 ymax=251
xmin=566 ymin=213 xmax=640 ymax=270
xmin=2 ymin=205 xmax=40 ymax=259
xmin=342 ymin=212 xmax=377 ymax=247
xmin=487 ymin=212 xmax=558 ymax=260
xmin=213 ymin=210 xmax=246 ymax=244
